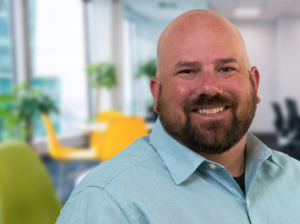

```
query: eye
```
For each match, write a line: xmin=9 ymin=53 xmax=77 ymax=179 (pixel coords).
xmin=178 ymin=69 xmax=194 ymax=74
xmin=220 ymin=67 xmax=234 ymax=72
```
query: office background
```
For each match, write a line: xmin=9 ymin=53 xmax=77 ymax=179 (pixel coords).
xmin=1 ymin=0 xmax=300 ymax=217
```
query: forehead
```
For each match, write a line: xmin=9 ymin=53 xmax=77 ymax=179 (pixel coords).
xmin=159 ymin=17 xmax=246 ymax=68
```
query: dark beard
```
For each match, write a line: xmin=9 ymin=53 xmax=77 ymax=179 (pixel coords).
xmin=157 ymin=75 xmax=257 ymax=155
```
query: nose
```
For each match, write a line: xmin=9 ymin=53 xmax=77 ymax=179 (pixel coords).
xmin=194 ymin=69 xmax=223 ymax=97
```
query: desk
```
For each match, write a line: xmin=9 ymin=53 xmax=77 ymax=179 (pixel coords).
xmin=80 ymin=122 xmax=155 ymax=133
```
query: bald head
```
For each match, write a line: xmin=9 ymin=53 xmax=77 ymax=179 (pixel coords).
xmin=156 ymin=9 xmax=250 ymax=79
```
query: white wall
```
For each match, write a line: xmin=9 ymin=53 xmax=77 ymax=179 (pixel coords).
xmin=88 ymin=0 xmax=125 ymax=112
xmin=277 ymin=17 xmax=300 ymax=115
xmin=234 ymin=22 xmax=277 ymax=133
xmin=88 ymin=0 xmax=113 ymax=111
xmin=132 ymin=21 xmax=171 ymax=116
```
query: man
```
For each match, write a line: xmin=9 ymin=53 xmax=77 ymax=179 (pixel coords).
xmin=57 ymin=9 xmax=300 ymax=223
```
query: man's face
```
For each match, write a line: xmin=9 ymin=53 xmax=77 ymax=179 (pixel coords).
xmin=151 ymin=18 xmax=260 ymax=154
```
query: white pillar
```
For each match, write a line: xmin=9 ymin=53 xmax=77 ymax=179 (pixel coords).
xmin=9 ymin=0 xmax=32 ymax=85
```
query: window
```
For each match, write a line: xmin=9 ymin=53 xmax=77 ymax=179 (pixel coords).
xmin=33 ymin=0 xmax=88 ymax=136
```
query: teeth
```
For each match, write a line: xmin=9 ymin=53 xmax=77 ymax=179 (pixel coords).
xmin=196 ymin=106 xmax=226 ymax=114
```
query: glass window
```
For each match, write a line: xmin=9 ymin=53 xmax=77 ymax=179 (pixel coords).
xmin=33 ymin=0 xmax=88 ymax=137
xmin=0 ymin=0 xmax=12 ymax=77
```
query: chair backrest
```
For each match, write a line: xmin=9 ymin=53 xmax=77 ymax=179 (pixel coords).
xmin=90 ymin=110 xmax=124 ymax=152
xmin=0 ymin=141 xmax=62 ymax=224
xmin=98 ymin=116 xmax=148 ymax=161
xmin=285 ymin=98 xmax=299 ymax=129
xmin=271 ymin=102 xmax=285 ymax=131
xmin=41 ymin=114 xmax=63 ymax=158
xmin=96 ymin=110 xmax=123 ymax=122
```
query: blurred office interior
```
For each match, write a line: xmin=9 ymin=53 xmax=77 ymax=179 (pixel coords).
xmin=1 ymin=0 xmax=300 ymax=222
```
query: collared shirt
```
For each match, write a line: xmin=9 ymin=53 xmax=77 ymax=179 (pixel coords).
xmin=56 ymin=118 xmax=300 ymax=224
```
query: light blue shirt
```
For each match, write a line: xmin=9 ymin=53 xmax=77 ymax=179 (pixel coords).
xmin=56 ymin=118 xmax=300 ymax=223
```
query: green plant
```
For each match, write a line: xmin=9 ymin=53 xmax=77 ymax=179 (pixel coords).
xmin=0 ymin=94 xmax=17 ymax=141
xmin=135 ymin=58 xmax=157 ymax=80
xmin=86 ymin=61 xmax=117 ymax=118
xmin=0 ymin=82 xmax=59 ymax=143
xmin=135 ymin=58 xmax=157 ymax=108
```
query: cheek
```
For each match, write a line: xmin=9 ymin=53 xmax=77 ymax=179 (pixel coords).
xmin=167 ymin=81 xmax=193 ymax=105
xmin=228 ymin=80 xmax=254 ymax=108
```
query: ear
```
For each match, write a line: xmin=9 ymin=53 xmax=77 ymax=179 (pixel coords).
xmin=150 ymin=76 xmax=160 ymax=112
xmin=250 ymin=66 xmax=261 ymax=104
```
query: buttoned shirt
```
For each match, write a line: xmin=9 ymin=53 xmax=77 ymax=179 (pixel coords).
xmin=56 ymin=118 xmax=300 ymax=223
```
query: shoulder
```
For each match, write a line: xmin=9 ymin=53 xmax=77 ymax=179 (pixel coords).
xmin=73 ymin=136 xmax=161 ymax=193
xmin=270 ymin=149 xmax=300 ymax=172
xmin=57 ymin=136 xmax=163 ymax=223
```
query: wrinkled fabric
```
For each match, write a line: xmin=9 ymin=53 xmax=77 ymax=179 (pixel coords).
xmin=56 ymin=118 xmax=300 ymax=224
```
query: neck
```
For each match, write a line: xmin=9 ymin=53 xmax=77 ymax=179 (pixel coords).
xmin=198 ymin=134 xmax=247 ymax=177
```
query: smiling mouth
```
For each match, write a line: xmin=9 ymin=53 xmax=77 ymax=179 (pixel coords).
xmin=193 ymin=106 xmax=229 ymax=115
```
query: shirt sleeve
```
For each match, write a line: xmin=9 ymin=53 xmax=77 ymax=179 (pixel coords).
xmin=56 ymin=187 xmax=132 ymax=224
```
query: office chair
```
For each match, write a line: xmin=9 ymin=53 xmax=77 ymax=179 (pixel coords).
xmin=285 ymin=98 xmax=300 ymax=140
xmin=272 ymin=99 xmax=300 ymax=160
xmin=74 ymin=116 xmax=148 ymax=185
xmin=98 ymin=116 xmax=148 ymax=161
xmin=0 ymin=141 xmax=62 ymax=224
xmin=90 ymin=110 xmax=123 ymax=154
xmin=41 ymin=114 xmax=98 ymax=161
xmin=271 ymin=102 xmax=286 ymax=138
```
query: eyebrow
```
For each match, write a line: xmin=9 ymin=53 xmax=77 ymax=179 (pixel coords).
xmin=214 ymin=58 xmax=239 ymax=65
xmin=174 ymin=58 xmax=239 ymax=69
xmin=175 ymin=61 xmax=201 ymax=68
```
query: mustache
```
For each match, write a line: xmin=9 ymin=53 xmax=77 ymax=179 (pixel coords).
xmin=183 ymin=94 xmax=238 ymax=112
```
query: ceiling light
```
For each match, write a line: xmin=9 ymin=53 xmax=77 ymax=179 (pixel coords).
xmin=234 ymin=7 xmax=261 ymax=18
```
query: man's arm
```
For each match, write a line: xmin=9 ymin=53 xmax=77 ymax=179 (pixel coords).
xmin=56 ymin=187 xmax=132 ymax=224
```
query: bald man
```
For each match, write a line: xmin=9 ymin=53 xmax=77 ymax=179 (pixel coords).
xmin=56 ymin=10 xmax=300 ymax=224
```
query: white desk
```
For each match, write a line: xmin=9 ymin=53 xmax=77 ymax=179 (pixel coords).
xmin=79 ymin=122 xmax=155 ymax=133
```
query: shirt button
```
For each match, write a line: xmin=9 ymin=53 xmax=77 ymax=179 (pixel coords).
xmin=247 ymin=200 xmax=250 ymax=207
xmin=209 ymin=164 xmax=216 ymax=169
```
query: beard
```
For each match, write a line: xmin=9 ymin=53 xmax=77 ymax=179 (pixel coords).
xmin=157 ymin=74 xmax=257 ymax=155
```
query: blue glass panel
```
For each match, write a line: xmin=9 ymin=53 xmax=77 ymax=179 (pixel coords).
xmin=0 ymin=0 xmax=12 ymax=76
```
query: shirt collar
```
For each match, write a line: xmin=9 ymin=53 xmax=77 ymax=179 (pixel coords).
xmin=149 ymin=117 xmax=206 ymax=185
xmin=150 ymin=118 xmax=284 ymax=186
xmin=245 ymin=132 xmax=284 ymax=169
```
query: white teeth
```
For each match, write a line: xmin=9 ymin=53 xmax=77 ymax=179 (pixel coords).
xmin=196 ymin=106 xmax=226 ymax=114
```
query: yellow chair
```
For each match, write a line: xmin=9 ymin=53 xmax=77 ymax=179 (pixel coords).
xmin=41 ymin=114 xmax=98 ymax=161
xmin=98 ymin=116 xmax=148 ymax=161
xmin=96 ymin=110 xmax=124 ymax=122
xmin=90 ymin=110 xmax=123 ymax=153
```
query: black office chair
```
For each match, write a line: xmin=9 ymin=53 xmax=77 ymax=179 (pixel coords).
xmin=271 ymin=102 xmax=287 ymax=138
xmin=285 ymin=98 xmax=300 ymax=140
xmin=272 ymin=99 xmax=300 ymax=160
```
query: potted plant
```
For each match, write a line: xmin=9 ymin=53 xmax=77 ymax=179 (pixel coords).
xmin=0 ymin=82 xmax=59 ymax=143
xmin=0 ymin=94 xmax=17 ymax=141
xmin=86 ymin=61 xmax=117 ymax=119
xmin=135 ymin=58 xmax=158 ymax=122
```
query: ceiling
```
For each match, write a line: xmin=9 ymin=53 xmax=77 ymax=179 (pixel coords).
xmin=122 ymin=0 xmax=300 ymax=22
